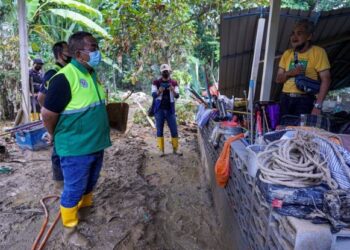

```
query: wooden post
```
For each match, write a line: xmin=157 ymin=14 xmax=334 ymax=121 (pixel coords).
xmin=18 ymin=0 xmax=30 ymax=123
xmin=260 ymin=0 xmax=281 ymax=101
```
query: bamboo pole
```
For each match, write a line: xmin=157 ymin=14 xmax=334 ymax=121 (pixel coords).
xmin=135 ymin=101 xmax=155 ymax=129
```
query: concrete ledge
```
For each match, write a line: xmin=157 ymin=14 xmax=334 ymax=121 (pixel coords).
xmin=198 ymin=130 xmax=244 ymax=250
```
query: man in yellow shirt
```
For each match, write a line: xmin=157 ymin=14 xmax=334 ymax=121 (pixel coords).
xmin=276 ymin=19 xmax=331 ymax=119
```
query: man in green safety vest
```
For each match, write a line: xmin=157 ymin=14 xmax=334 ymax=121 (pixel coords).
xmin=41 ymin=31 xmax=111 ymax=248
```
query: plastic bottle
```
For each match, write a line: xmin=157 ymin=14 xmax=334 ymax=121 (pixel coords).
xmin=300 ymin=114 xmax=306 ymax=126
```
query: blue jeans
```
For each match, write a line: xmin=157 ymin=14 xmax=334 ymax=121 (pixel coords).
xmin=51 ymin=146 xmax=63 ymax=181
xmin=155 ymin=109 xmax=178 ymax=137
xmin=60 ymin=150 xmax=104 ymax=208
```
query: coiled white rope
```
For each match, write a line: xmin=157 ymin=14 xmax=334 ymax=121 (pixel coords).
xmin=258 ymin=131 xmax=338 ymax=189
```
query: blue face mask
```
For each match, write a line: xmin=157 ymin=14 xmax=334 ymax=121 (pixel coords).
xmin=87 ymin=50 xmax=101 ymax=68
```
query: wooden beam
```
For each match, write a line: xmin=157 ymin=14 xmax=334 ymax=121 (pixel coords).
xmin=18 ymin=0 xmax=30 ymax=123
xmin=260 ymin=0 xmax=281 ymax=101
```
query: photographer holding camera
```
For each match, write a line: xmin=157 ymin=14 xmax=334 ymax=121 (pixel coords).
xmin=151 ymin=64 xmax=182 ymax=156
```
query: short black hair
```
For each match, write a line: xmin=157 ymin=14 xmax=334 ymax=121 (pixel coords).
xmin=295 ymin=19 xmax=315 ymax=35
xmin=68 ymin=31 xmax=93 ymax=58
xmin=52 ymin=41 xmax=68 ymax=59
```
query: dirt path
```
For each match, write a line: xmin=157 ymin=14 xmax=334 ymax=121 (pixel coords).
xmin=0 ymin=120 xmax=226 ymax=249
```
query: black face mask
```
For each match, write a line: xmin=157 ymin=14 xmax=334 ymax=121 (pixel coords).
xmin=162 ymin=71 xmax=170 ymax=78
xmin=35 ymin=66 xmax=42 ymax=71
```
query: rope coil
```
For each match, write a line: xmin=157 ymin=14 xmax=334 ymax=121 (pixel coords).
xmin=258 ymin=131 xmax=338 ymax=189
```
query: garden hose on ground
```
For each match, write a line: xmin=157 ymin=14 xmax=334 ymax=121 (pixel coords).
xmin=31 ymin=195 xmax=61 ymax=250
xmin=257 ymin=131 xmax=338 ymax=189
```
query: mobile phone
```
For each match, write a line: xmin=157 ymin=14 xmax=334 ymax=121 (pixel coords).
xmin=161 ymin=83 xmax=170 ymax=89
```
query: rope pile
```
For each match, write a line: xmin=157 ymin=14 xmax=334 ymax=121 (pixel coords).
xmin=258 ymin=131 xmax=338 ymax=189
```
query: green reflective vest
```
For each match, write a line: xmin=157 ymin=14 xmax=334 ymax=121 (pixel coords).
xmin=54 ymin=60 xmax=111 ymax=156
xmin=44 ymin=64 xmax=62 ymax=90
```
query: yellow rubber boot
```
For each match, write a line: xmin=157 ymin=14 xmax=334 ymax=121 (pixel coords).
xmin=77 ymin=193 xmax=93 ymax=221
xmin=61 ymin=205 xmax=90 ymax=248
xmin=77 ymin=193 xmax=93 ymax=209
xmin=157 ymin=137 xmax=165 ymax=156
xmin=61 ymin=205 xmax=79 ymax=228
xmin=171 ymin=137 xmax=183 ymax=156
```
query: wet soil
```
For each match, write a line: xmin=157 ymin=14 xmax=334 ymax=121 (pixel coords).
xmin=0 ymin=116 xmax=226 ymax=249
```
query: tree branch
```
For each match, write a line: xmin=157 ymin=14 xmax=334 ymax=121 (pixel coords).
xmin=169 ymin=4 xmax=217 ymax=31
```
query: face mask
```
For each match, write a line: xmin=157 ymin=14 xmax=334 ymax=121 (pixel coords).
xmin=35 ymin=66 xmax=42 ymax=71
xmin=86 ymin=50 xmax=102 ymax=68
xmin=162 ymin=71 xmax=170 ymax=78
xmin=63 ymin=54 xmax=72 ymax=64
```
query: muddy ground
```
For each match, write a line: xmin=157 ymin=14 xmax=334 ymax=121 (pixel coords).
xmin=0 ymin=109 xmax=227 ymax=249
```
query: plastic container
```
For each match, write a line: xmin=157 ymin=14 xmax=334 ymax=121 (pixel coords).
xmin=300 ymin=114 xmax=306 ymax=126
xmin=15 ymin=124 xmax=49 ymax=151
xmin=246 ymin=144 xmax=266 ymax=177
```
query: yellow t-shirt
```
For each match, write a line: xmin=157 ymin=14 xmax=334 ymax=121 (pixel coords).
xmin=279 ymin=46 xmax=330 ymax=94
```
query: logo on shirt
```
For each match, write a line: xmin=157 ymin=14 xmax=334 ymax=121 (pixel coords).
xmin=80 ymin=79 xmax=88 ymax=88
xmin=289 ymin=60 xmax=308 ymax=71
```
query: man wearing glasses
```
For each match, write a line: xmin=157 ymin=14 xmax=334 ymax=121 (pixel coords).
xmin=41 ymin=31 xmax=111 ymax=247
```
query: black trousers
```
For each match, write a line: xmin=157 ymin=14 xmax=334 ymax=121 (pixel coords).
xmin=280 ymin=93 xmax=315 ymax=119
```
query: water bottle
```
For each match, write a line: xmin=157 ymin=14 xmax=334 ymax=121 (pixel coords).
xmin=300 ymin=114 xmax=306 ymax=126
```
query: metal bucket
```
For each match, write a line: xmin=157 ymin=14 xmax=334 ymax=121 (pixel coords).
xmin=106 ymin=102 xmax=129 ymax=133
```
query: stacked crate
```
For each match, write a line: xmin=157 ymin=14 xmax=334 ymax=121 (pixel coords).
xmin=199 ymin=121 xmax=350 ymax=250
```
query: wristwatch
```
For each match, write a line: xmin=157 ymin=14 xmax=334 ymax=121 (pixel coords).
xmin=314 ymin=102 xmax=323 ymax=110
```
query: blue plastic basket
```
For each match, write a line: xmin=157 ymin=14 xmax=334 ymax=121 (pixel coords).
xmin=15 ymin=125 xmax=49 ymax=151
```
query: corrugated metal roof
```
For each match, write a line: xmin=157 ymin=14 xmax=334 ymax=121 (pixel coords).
xmin=219 ymin=7 xmax=350 ymax=100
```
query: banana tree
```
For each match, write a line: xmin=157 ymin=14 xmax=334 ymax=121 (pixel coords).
xmin=27 ymin=0 xmax=110 ymax=55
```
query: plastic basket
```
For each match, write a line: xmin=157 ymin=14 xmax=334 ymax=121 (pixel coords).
xmin=15 ymin=124 xmax=49 ymax=151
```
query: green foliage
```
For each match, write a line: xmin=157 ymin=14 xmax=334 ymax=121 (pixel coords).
xmin=175 ymin=101 xmax=197 ymax=125
xmin=27 ymin=0 xmax=110 ymax=63
xmin=133 ymin=99 xmax=197 ymax=127
xmin=26 ymin=0 xmax=40 ymax=20
xmin=0 ymin=33 xmax=20 ymax=119
xmin=133 ymin=109 xmax=153 ymax=127
xmin=47 ymin=0 xmax=103 ymax=21
xmin=172 ymin=70 xmax=192 ymax=96
xmin=48 ymin=9 xmax=110 ymax=38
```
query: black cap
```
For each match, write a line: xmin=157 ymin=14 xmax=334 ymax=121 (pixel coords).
xmin=33 ymin=58 xmax=44 ymax=64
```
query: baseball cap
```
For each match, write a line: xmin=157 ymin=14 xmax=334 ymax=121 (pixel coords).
xmin=33 ymin=58 xmax=44 ymax=64
xmin=160 ymin=64 xmax=171 ymax=72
